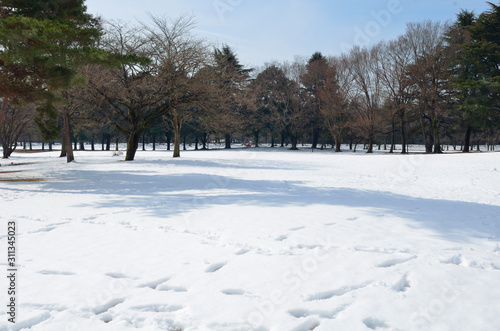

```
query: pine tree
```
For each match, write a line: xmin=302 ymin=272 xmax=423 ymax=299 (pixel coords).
xmin=0 ymin=0 xmax=108 ymax=162
xmin=449 ymin=3 xmax=500 ymax=152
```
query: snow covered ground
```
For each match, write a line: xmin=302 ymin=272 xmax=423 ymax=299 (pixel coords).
xmin=1 ymin=147 xmax=500 ymax=331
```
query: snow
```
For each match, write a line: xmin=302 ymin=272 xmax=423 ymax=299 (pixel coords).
xmin=1 ymin=147 xmax=500 ymax=331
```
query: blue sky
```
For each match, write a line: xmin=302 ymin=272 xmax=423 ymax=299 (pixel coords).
xmin=85 ymin=0 xmax=493 ymax=67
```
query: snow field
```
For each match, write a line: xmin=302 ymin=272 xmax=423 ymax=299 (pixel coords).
xmin=1 ymin=148 xmax=500 ymax=330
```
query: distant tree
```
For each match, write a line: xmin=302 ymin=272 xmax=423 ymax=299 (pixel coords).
xmin=250 ymin=65 xmax=290 ymax=147
xmin=377 ymin=36 xmax=415 ymax=154
xmin=405 ymin=21 xmax=454 ymax=154
xmin=449 ymin=4 xmax=500 ymax=152
xmin=281 ymin=60 xmax=308 ymax=150
xmin=346 ymin=46 xmax=384 ymax=153
xmin=301 ymin=52 xmax=328 ymax=149
xmin=0 ymin=102 xmax=35 ymax=158
xmin=209 ymin=46 xmax=252 ymax=149
xmin=316 ymin=56 xmax=353 ymax=152
xmin=85 ymin=16 xmax=213 ymax=160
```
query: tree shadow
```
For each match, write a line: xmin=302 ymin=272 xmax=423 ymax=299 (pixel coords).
xmin=2 ymin=166 xmax=491 ymax=244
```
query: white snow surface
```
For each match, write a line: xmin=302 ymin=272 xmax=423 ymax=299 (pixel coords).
xmin=1 ymin=148 xmax=500 ymax=331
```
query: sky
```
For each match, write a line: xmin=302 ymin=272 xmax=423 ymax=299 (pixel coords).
xmin=84 ymin=0 xmax=493 ymax=68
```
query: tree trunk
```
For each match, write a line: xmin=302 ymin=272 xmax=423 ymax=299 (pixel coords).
xmin=115 ymin=138 xmax=119 ymax=151
xmin=432 ymin=119 xmax=442 ymax=154
xmin=125 ymin=130 xmax=142 ymax=161
xmin=290 ymin=134 xmax=298 ymax=150
xmin=334 ymin=135 xmax=342 ymax=152
xmin=312 ymin=128 xmax=321 ymax=149
xmin=195 ymin=136 xmax=199 ymax=150
xmin=79 ymin=141 xmax=85 ymax=151
xmin=0 ymin=98 xmax=8 ymax=126
xmin=172 ymin=112 xmax=183 ymax=158
xmin=49 ymin=141 xmax=53 ymax=151
xmin=389 ymin=122 xmax=396 ymax=153
xmin=183 ymin=135 xmax=186 ymax=151
xmin=152 ymin=135 xmax=156 ymax=151
xmin=224 ymin=133 xmax=231 ymax=149
xmin=201 ymin=133 xmax=208 ymax=150
xmin=366 ymin=136 xmax=374 ymax=154
xmin=166 ymin=134 xmax=171 ymax=151
xmin=62 ymin=109 xmax=74 ymax=163
xmin=463 ymin=125 xmax=472 ymax=153
xmin=91 ymin=137 xmax=95 ymax=151
xmin=254 ymin=130 xmax=259 ymax=148
xmin=142 ymin=133 xmax=146 ymax=151
xmin=400 ymin=111 xmax=407 ymax=154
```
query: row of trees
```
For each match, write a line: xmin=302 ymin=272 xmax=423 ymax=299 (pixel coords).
xmin=1 ymin=1 xmax=499 ymax=161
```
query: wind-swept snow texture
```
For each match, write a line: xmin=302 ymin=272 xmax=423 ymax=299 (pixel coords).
xmin=1 ymin=148 xmax=500 ymax=330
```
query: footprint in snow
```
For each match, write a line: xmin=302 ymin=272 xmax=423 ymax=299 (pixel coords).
xmin=92 ymin=298 xmax=125 ymax=315
xmin=290 ymin=318 xmax=321 ymax=331
xmin=288 ymin=305 xmax=348 ymax=319
xmin=363 ymin=317 xmax=389 ymax=330
xmin=221 ymin=289 xmax=245 ymax=296
xmin=38 ymin=270 xmax=76 ymax=276
xmin=131 ymin=304 xmax=183 ymax=313
xmin=306 ymin=284 xmax=367 ymax=301
xmin=441 ymin=255 xmax=462 ymax=266
xmin=235 ymin=248 xmax=250 ymax=255
xmin=105 ymin=272 xmax=128 ymax=279
xmin=138 ymin=276 xmax=170 ymax=289
xmin=377 ymin=255 xmax=416 ymax=268
xmin=156 ymin=284 xmax=188 ymax=292
xmin=205 ymin=262 xmax=227 ymax=273
xmin=392 ymin=273 xmax=411 ymax=292
xmin=275 ymin=235 xmax=288 ymax=241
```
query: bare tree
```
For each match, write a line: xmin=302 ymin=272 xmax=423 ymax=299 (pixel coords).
xmin=346 ymin=45 xmax=384 ymax=153
xmin=405 ymin=21 xmax=453 ymax=153
xmin=377 ymin=36 xmax=415 ymax=154
xmin=0 ymin=102 xmax=35 ymax=158
xmin=84 ymin=16 xmax=214 ymax=160
xmin=317 ymin=56 xmax=354 ymax=152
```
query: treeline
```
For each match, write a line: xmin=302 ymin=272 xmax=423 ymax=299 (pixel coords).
xmin=0 ymin=1 xmax=499 ymax=161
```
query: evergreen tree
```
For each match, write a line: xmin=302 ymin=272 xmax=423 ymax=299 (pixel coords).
xmin=212 ymin=45 xmax=252 ymax=149
xmin=0 ymin=0 xmax=109 ymax=162
xmin=449 ymin=2 xmax=500 ymax=152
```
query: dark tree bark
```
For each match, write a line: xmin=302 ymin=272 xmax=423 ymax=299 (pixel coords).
xmin=166 ymin=134 xmax=171 ymax=151
xmin=400 ymin=111 xmax=407 ymax=154
xmin=62 ymin=109 xmax=74 ymax=163
xmin=290 ymin=134 xmax=298 ymax=150
xmin=106 ymin=134 xmax=111 ymax=151
xmin=334 ymin=138 xmax=342 ymax=153
xmin=254 ymin=130 xmax=259 ymax=148
xmin=125 ymin=131 xmax=142 ymax=161
xmin=201 ymin=133 xmax=208 ymax=150
xmin=224 ymin=133 xmax=231 ymax=149
xmin=311 ymin=128 xmax=320 ymax=149
xmin=463 ymin=125 xmax=472 ymax=153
